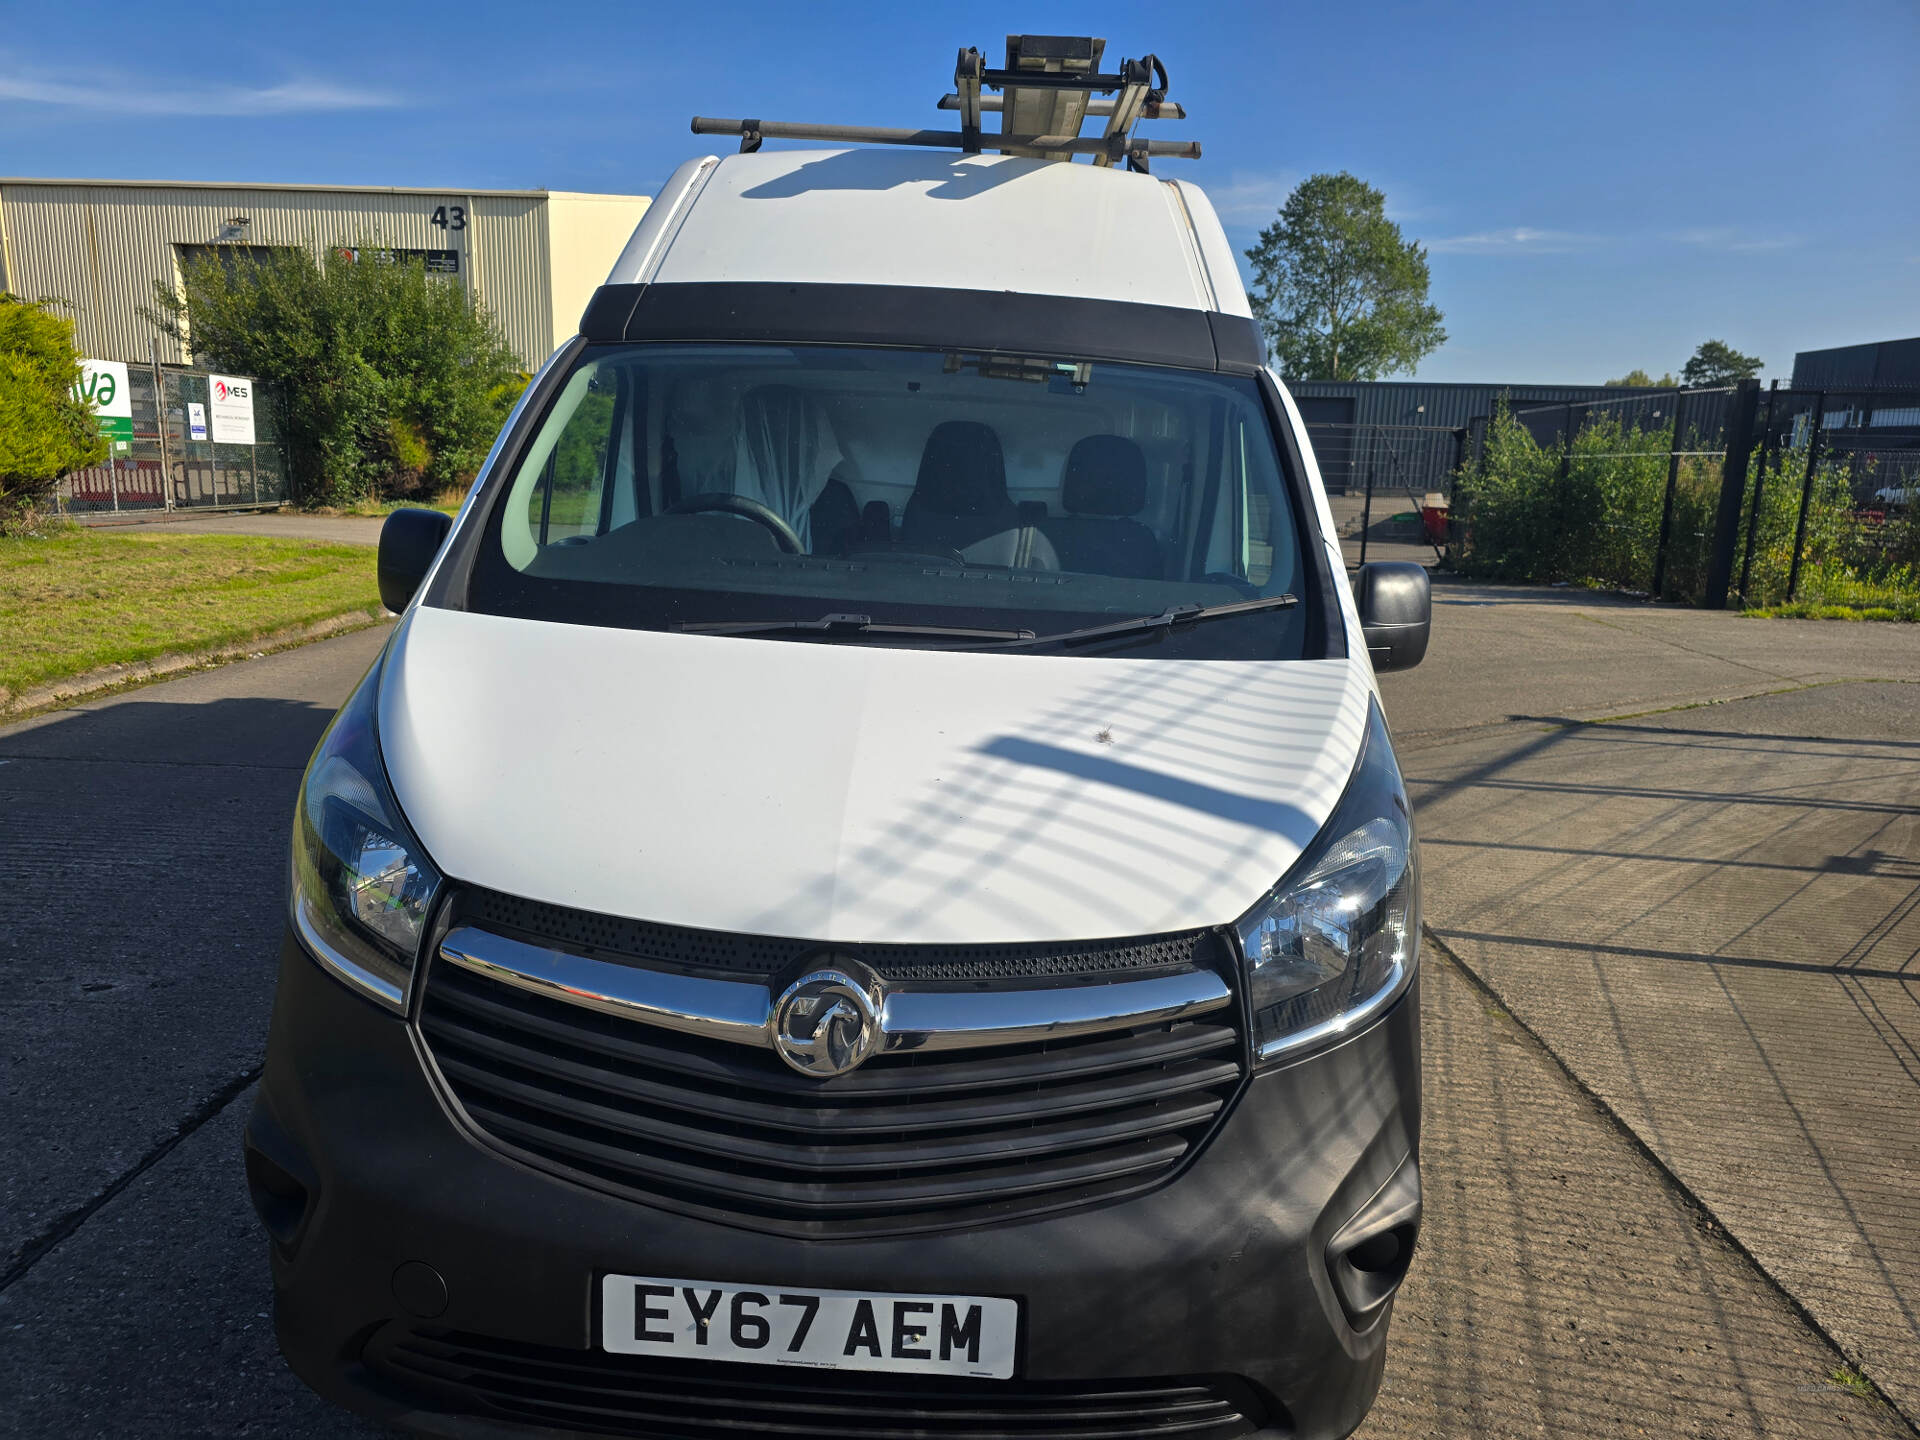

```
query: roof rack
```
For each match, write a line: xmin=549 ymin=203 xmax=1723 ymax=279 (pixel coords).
xmin=691 ymin=34 xmax=1198 ymax=173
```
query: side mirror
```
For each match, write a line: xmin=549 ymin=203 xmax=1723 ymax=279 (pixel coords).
xmin=378 ymin=507 xmax=454 ymax=613
xmin=1353 ymin=562 xmax=1431 ymax=672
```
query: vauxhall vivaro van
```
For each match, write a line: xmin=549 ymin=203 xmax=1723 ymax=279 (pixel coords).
xmin=247 ymin=38 xmax=1432 ymax=1440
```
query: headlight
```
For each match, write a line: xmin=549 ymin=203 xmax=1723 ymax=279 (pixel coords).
xmin=290 ymin=654 xmax=442 ymax=1011
xmin=1236 ymin=698 xmax=1418 ymax=1065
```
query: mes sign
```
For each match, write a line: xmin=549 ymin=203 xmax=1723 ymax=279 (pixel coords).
xmin=208 ymin=375 xmax=256 ymax=445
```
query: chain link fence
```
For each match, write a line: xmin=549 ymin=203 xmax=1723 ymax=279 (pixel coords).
xmin=55 ymin=365 xmax=289 ymax=516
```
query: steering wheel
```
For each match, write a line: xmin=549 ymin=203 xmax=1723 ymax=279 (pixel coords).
xmin=664 ymin=493 xmax=803 ymax=554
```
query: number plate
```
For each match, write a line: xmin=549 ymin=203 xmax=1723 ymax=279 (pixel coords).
xmin=600 ymin=1273 xmax=1018 ymax=1379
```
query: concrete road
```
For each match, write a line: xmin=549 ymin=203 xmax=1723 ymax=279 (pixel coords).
xmin=2 ymin=602 xmax=1916 ymax=1437
xmin=1381 ymin=588 xmax=1920 ymax=1423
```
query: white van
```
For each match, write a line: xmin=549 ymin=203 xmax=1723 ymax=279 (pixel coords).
xmin=248 ymin=42 xmax=1431 ymax=1440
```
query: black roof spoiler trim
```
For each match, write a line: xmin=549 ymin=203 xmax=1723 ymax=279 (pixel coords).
xmin=579 ymin=282 xmax=1265 ymax=375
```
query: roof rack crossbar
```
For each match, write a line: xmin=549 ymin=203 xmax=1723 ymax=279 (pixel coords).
xmin=690 ymin=36 xmax=1198 ymax=165
xmin=690 ymin=116 xmax=1200 ymax=162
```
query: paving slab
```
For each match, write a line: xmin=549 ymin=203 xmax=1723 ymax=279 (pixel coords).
xmin=0 ymin=625 xmax=392 ymax=1278
xmin=1368 ymin=952 xmax=1908 ymax=1439
xmin=1386 ymin=579 xmax=1920 ymax=746
xmin=1388 ymin=671 xmax=1920 ymax=1424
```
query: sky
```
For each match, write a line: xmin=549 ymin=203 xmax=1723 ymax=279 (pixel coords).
xmin=2 ymin=0 xmax=1915 ymax=383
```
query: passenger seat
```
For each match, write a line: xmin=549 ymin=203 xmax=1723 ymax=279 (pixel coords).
xmin=902 ymin=421 xmax=1057 ymax=568
xmin=1042 ymin=435 xmax=1161 ymax=579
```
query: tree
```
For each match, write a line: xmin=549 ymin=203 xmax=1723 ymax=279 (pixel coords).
xmin=1244 ymin=173 xmax=1446 ymax=381
xmin=147 ymin=244 xmax=523 ymax=506
xmin=1604 ymin=368 xmax=1677 ymax=388
xmin=1681 ymin=340 xmax=1762 ymax=388
xmin=0 ymin=294 xmax=108 ymax=532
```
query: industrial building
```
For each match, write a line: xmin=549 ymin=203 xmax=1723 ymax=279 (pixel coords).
xmin=1791 ymin=336 xmax=1920 ymax=391
xmin=0 ymin=178 xmax=650 ymax=370
xmin=1285 ymin=379 xmax=1670 ymax=432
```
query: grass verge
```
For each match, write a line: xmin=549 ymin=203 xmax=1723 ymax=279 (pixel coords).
xmin=1 ymin=526 xmax=384 ymax=705
xmin=1740 ymin=600 xmax=1918 ymax=622
xmin=321 ymin=487 xmax=466 ymax=519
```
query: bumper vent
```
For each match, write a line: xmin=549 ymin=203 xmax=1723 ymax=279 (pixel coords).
xmin=371 ymin=1328 xmax=1266 ymax=1439
xmin=418 ymin=924 xmax=1246 ymax=1238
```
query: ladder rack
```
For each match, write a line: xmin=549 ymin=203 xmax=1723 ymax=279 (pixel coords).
xmin=691 ymin=34 xmax=1198 ymax=172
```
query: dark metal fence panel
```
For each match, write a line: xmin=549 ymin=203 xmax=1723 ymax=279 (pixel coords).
xmin=56 ymin=365 xmax=289 ymax=515
xmin=1449 ymin=386 xmax=1740 ymax=600
xmin=1732 ymin=382 xmax=1920 ymax=612
xmin=1304 ymin=423 xmax=1465 ymax=498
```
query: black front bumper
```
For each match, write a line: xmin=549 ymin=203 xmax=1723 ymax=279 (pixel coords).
xmin=247 ymin=930 xmax=1421 ymax=1439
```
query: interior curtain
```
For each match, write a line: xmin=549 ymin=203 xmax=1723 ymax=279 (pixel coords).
xmin=732 ymin=386 xmax=843 ymax=551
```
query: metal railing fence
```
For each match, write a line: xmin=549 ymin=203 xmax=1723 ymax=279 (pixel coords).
xmin=1451 ymin=388 xmax=1735 ymax=600
xmin=1445 ymin=380 xmax=1920 ymax=610
xmin=1305 ymin=423 xmax=1464 ymax=566
xmin=1731 ymin=381 xmax=1920 ymax=612
xmin=55 ymin=364 xmax=289 ymax=516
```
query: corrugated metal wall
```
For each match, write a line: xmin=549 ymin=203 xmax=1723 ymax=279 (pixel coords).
xmin=0 ymin=182 xmax=563 ymax=367
xmin=1791 ymin=337 xmax=1920 ymax=390
xmin=1285 ymin=379 xmax=1678 ymax=430
xmin=470 ymin=193 xmax=552 ymax=368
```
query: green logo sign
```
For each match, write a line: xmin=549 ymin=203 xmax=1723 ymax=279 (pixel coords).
xmin=74 ymin=360 xmax=134 ymax=454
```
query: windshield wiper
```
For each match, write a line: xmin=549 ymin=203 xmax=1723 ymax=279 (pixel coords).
xmin=1002 ymin=595 xmax=1299 ymax=650
xmin=677 ymin=596 xmax=1297 ymax=649
xmin=677 ymin=612 xmax=1037 ymax=642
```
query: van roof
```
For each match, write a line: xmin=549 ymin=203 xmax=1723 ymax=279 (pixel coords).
xmin=611 ymin=148 xmax=1251 ymax=319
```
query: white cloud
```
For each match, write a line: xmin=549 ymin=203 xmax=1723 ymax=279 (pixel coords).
xmin=1426 ymin=227 xmax=1598 ymax=255
xmin=1201 ymin=170 xmax=1301 ymax=224
xmin=1672 ymin=227 xmax=1801 ymax=253
xmin=0 ymin=70 xmax=400 ymax=116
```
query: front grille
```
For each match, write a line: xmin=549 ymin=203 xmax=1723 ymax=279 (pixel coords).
xmin=370 ymin=1328 xmax=1267 ymax=1438
xmin=460 ymin=885 xmax=1222 ymax=982
xmin=418 ymin=930 xmax=1247 ymax=1238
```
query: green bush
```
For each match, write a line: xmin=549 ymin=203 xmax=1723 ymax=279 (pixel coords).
xmin=1731 ymin=447 xmax=1918 ymax=613
xmin=1452 ymin=401 xmax=1717 ymax=597
xmin=0 ymin=294 xmax=108 ymax=533
xmin=1452 ymin=400 xmax=1918 ymax=618
xmin=146 ymin=246 xmax=523 ymax=508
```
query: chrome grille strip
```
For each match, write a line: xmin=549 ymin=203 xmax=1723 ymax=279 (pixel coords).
xmin=435 ymin=924 xmax=1230 ymax=1055
xmin=879 ymin=974 xmax=1230 ymax=1052
xmin=438 ymin=927 xmax=769 ymax=1044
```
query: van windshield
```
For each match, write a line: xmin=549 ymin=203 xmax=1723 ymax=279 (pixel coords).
xmin=463 ymin=343 xmax=1316 ymax=661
